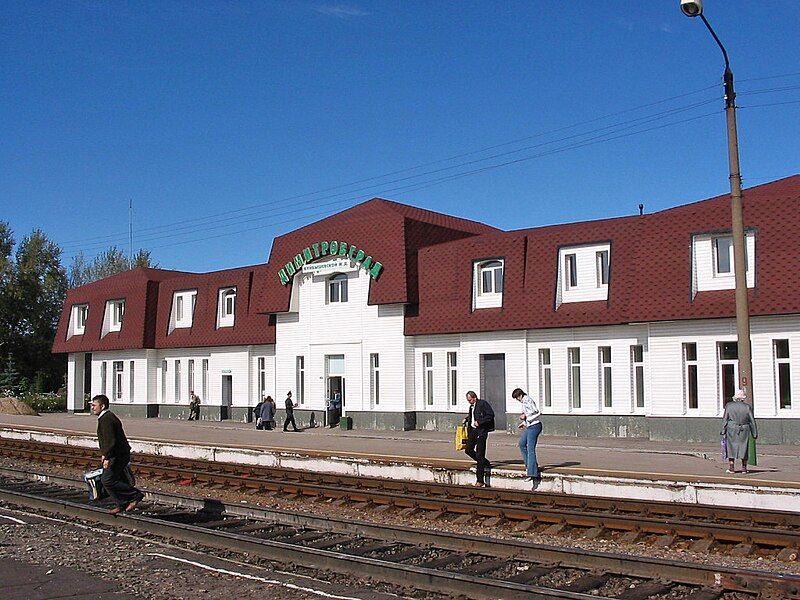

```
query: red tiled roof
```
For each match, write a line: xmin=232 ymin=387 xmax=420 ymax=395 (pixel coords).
xmin=405 ymin=175 xmax=800 ymax=335
xmin=52 ymin=176 xmax=800 ymax=353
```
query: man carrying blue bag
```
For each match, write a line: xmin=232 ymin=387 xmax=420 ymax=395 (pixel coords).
xmin=90 ymin=394 xmax=144 ymax=513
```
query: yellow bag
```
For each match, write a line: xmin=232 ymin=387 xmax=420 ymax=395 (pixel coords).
xmin=455 ymin=424 xmax=468 ymax=451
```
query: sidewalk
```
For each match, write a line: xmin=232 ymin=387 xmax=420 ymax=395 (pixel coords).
xmin=1 ymin=412 xmax=797 ymax=486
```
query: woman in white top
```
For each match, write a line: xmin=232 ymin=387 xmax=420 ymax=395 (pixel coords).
xmin=512 ymin=387 xmax=542 ymax=481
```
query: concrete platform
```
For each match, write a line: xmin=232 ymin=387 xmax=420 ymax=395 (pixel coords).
xmin=2 ymin=413 xmax=799 ymax=512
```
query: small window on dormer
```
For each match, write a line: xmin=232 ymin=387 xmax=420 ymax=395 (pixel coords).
xmin=110 ymin=300 xmax=125 ymax=331
xmin=596 ymin=250 xmax=609 ymax=286
xmin=217 ymin=287 xmax=236 ymax=328
xmin=169 ymin=290 xmax=197 ymax=333
xmin=714 ymin=236 xmax=748 ymax=277
xmin=565 ymin=254 xmax=577 ymax=289
xmin=67 ymin=304 xmax=89 ymax=339
xmin=327 ymin=273 xmax=349 ymax=303
xmin=473 ymin=259 xmax=504 ymax=309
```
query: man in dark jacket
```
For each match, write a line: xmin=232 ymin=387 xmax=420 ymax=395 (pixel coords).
xmin=91 ymin=395 xmax=144 ymax=514
xmin=283 ymin=391 xmax=300 ymax=432
xmin=463 ymin=391 xmax=495 ymax=487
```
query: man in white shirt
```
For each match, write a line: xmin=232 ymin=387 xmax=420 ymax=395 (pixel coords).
xmin=512 ymin=387 xmax=542 ymax=483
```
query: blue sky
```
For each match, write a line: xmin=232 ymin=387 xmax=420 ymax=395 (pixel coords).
xmin=3 ymin=1 xmax=799 ymax=273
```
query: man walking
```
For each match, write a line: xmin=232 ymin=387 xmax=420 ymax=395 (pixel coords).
xmin=91 ymin=394 xmax=144 ymax=514
xmin=283 ymin=391 xmax=300 ymax=432
xmin=188 ymin=391 xmax=201 ymax=421
xmin=463 ymin=391 xmax=494 ymax=487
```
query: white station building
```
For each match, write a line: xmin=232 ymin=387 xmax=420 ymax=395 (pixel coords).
xmin=53 ymin=176 xmax=800 ymax=442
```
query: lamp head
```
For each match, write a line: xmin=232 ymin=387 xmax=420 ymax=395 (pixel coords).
xmin=680 ymin=0 xmax=703 ymax=17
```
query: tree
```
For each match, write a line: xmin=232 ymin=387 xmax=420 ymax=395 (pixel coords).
xmin=69 ymin=247 xmax=159 ymax=288
xmin=0 ymin=225 xmax=68 ymax=394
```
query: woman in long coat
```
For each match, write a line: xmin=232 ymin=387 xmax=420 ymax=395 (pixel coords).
xmin=260 ymin=396 xmax=276 ymax=430
xmin=721 ymin=389 xmax=758 ymax=474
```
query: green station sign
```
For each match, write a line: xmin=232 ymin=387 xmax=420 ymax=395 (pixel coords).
xmin=278 ymin=240 xmax=383 ymax=285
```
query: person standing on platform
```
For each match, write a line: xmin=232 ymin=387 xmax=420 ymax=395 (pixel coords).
xmin=259 ymin=395 xmax=276 ymax=430
xmin=188 ymin=391 xmax=201 ymax=421
xmin=90 ymin=394 xmax=144 ymax=514
xmin=284 ymin=391 xmax=301 ymax=432
xmin=721 ymin=389 xmax=758 ymax=474
xmin=512 ymin=388 xmax=542 ymax=486
xmin=463 ymin=391 xmax=494 ymax=487
xmin=254 ymin=397 xmax=265 ymax=429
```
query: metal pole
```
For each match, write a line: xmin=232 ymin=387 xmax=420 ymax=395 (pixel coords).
xmin=700 ymin=15 xmax=753 ymax=409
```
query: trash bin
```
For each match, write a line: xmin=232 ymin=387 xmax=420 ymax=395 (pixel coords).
xmin=339 ymin=416 xmax=352 ymax=430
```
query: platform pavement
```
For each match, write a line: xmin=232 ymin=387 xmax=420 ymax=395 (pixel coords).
xmin=1 ymin=412 xmax=799 ymax=511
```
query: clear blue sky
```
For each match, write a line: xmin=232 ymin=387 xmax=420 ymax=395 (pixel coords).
xmin=3 ymin=1 xmax=799 ymax=273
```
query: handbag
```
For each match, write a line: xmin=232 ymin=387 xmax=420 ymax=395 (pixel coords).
xmin=455 ymin=424 xmax=469 ymax=451
xmin=84 ymin=468 xmax=108 ymax=501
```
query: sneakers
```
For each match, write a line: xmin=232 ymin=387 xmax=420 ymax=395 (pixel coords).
xmin=726 ymin=469 xmax=735 ymax=474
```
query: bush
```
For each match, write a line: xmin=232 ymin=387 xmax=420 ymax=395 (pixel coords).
xmin=21 ymin=391 xmax=67 ymax=413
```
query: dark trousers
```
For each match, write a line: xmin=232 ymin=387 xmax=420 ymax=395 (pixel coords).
xmin=101 ymin=463 xmax=142 ymax=509
xmin=283 ymin=413 xmax=299 ymax=431
xmin=464 ymin=428 xmax=490 ymax=483
xmin=188 ymin=406 xmax=200 ymax=421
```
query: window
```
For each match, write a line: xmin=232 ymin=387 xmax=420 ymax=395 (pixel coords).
xmin=565 ymin=254 xmax=577 ymax=289
xmin=539 ymin=349 xmax=552 ymax=407
xmin=714 ymin=236 xmax=750 ymax=276
xmin=170 ymin=290 xmax=197 ymax=332
xmin=188 ymin=359 xmax=195 ymax=396
xmin=718 ymin=341 xmax=738 ymax=407
xmin=599 ymin=346 xmax=612 ymax=408
xmin=632 ymin=345 xmax=645 ymax=409
xmin=327 ymin=274 xmax=348 ymax=303
xmin=77 ymin=305 xmax=88 ymax=329
xmin=112 ymin=361 xmax=123 ymax=401
xmin=775 ymin=339 xmax=791 ymax=409
xmin=202 ymin=359 xmax=208 ymax=400
xmin=176 ymin=296 xmax=184 ymax=321
xmin=296 ymin=356 xmax=305 ymax=405
xmin=174 ymin=360 xmax=181 ymax=402
xmin=112 ymin=300 xmax=125 ymax=328
xmin=370 ymin=353 xmax=380 ymax=407
xmin=596 ymin=250 xmax=609 ymax=286
xmin=447 ymin=352 xmax=458 ymax=406
xmin=101 ymin=361 xmax=107 ymax=396
xmin=478 ymin=261 xmax=503 ymax=295
xmin=161 ymin=360 xmax=167 ymax=401
xmin=684 ymin=343 xmax=699 ymax=410
xmin=129 ymin=361 xmax=135 ymax=402
xmin=258 ymin=357 xmax=266 ymax=400
xmin=218 ymin=288 xmax=236 ymax=327
xmin=568 ymin=347 xmax=581 ymax=409
xmin=423 ymin=352 xmax=434 ymax=406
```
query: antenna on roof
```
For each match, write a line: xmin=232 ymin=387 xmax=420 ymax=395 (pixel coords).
xmin=129 ymin=199 xmax=133 ymax=268
xmin=638 ymin=203 xmax=644 ymax=216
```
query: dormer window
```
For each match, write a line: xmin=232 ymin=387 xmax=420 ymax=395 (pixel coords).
xmin=169 ymin=289 xmax=197 ymax=333
xmin=217 ymin=287 xmax=236 ymax=328
xmin=596 ymin=250 xmax=609 ymax=286
xmin=556 ymin=243 xmax=611 ymax=307
xmin=691 ymin=232 xmax=755 ymax=297
xmin=101 ymin=299 xmax=125 ymax=337
xmin=327 ymin=273 xmax=349 ymax=303
xmin=473 ymin=259 xmax=504 ymax=309
xmin=67 ymin=304 xmax=89 ymax=339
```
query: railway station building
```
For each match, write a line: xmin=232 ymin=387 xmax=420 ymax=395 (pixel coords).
xmin=53 ymin=175 xmax=800 ymax=442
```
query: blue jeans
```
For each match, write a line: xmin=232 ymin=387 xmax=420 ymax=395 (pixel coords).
xmin=518 ymin=422 xmax=542 ymax=477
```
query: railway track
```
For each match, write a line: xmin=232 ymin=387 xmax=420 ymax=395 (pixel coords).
xmin=1 ymin=467 xmax=799 ymax=599
xmin=2 ymin=437 xmax=799 ymax=561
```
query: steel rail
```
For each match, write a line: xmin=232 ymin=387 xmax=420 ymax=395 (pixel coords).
xmin=1 ymin=468 xmax=799 ymax=599
xmin=2 ymin=438 xmax=799 ymax=556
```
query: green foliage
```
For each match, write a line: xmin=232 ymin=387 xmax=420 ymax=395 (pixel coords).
xmin=69 ymin=246 xmax=159 ymax=288
xmin=0 ymin=353 xmax=24 ymax=395
xmin=21 ymin=391 xmax=67 ymax=413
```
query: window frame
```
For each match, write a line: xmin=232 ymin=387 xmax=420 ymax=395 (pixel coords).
xmin=599 ymin=346 xmax=612 ymax=409
xmin=631 ymin=344 xmax=645 ymax=411
xmin=596 ymin=250 xmax=610 ymax=286
xmin=217 ymin=287 xmax=236 ymax=328
xmin=447 ymin=351 xmax=458 ymax=407
xmin=174 ymin=359 xmax=181 ymax=403
xmin=129 ymin=360 xmax=135 ymax=402
xmin=202 ymin=359 xmax=208 ymax=401
xmin=565 ymin=253 xmax=578 ymax=289
xmin=112 ymin=361 xmax=123 ymax=401
xmin=539 ymin=349 xmax=552 ymax=408
xmin=683 ymin=343 xmax=699 ymax=411
xmin=296 ymin=356 xmax=305 ymax=405
xmin=774 ymin=339 xmax=791 ymax=410
xmin=327 ymin=273 xmax=349 ymax=304
xmin=568 ymin=347 xmax=581 ymax=409
xmin=370 ymin=353 xmax=380 ymax=407
xmin=423 ymin=352 xmax=434 ymax=406
xmin=717 ymin=341 xmax=738 ymax=409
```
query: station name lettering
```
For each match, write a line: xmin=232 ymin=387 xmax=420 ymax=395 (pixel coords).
xmin=278 ymin=241 xmax=383 ymax=285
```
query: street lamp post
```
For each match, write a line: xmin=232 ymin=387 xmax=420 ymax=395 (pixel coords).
xmin=681 ymin=0 xmax=753 ymax=409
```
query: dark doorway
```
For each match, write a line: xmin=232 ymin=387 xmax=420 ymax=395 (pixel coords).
xmin=221 ymin=375 xmax=233 ymax=420
xmin=83 ymin=353 xmax=92 ymax=411
xmin=480 ymin=354 xmax=506 ymax=430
